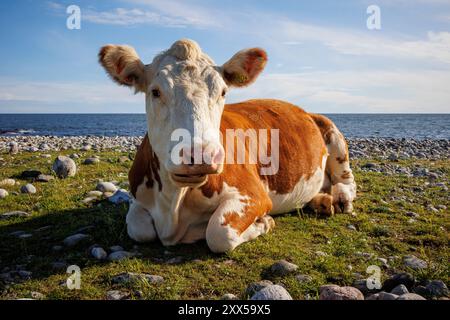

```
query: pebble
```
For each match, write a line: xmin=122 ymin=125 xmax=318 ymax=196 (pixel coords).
xmin=106 ymin=290 xmax=129 ymax=300
xmin=366 ymin=292 xmax=399 ymax=300
xmin=250 ymin=285 xmax=293 ymax=300
xmin=63 ymin=233 xmax=89 ymax=247
xmin=90 ymin=247 xmax=107 ymax=260
xmin=382 ymin=273 xmax=415 ymax=292
xmin=108 ymin=189 xmax=131 ymax=204
xmin=81 ymin=197 xmax=97 ymax=205
xmin=269 ymin=260 xmax=298 ymax=277
xmin=20 ymin=183 xmax=36 ymax=194
xmin=0 ymin=189 xmax=8 ymax=199
xmin=80 ymin=144 xmax=92 ymax=151
xmin=96 ymin=182 xmax=118 ymax=193
xmin=396 ymin=293 xmax=426 ymax=300
xmin=84 ymin=157 xmax=100 ymax=165
xmin=295 ymin=274 xmax=313 ymax=283
xmin=391 ymin=284 xmax=409 ymax=295
xmin=0 ymin=178 xmax=16 ymax=187
xmin=1 ymin=211 xmax=30 ymax=220
xmin=107 ymin=251 xmax=133 ymax=261
xmin=315 ymin=251 xmax=328 ymax=257
xmin=347 ymin=224 xmax=357 ymax=231
xmin=319 ymin=285 xmax=364 ymax=300
xmin=87 ymin=190 xmax=103 ymax=198
xmin=9 ymin=142 xmax=19 ymax=154
xmin=111 ymin=272 xmax=164 ymax=285
xmin=221 ymin=293 xmax=238 ymax=300
xmin=109 ymin=245 xmax=124 ymax=252
xmin=245 ymin=280 xmax=274 ymax=297
xmin=36 ymin=174 xmax=54 ymax=182
xmin=403 ymin=255 xmax=428 ymax=270
xmin=52 ymin=156 xmax=77 ymax=178
xmin=425 ymin=280 xmax=449 ymax=298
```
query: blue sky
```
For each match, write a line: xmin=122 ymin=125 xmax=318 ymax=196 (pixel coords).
xmin=0 ymin=0 xmax=449 ymax=113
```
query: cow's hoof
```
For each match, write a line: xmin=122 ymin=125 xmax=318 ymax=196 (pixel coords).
xmin=256 ymin=215 xmax=275 ymax=232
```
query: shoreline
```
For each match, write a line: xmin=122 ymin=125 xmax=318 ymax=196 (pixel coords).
xmin=1 ymin=136 xmax=449 ymax=160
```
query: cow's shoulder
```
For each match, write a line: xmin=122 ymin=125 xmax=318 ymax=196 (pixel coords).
xmin=129 ymin=133 xmax=162 ymax=197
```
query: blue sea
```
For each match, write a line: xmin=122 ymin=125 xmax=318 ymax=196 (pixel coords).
xmin=0 ymin=114 xmax=449 ymax=139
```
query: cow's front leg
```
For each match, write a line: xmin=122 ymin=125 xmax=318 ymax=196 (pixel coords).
xmin=126 ymin=200 xmax=157 ymax=242
xmin=206 ymin=194 xmax=273 ymax=253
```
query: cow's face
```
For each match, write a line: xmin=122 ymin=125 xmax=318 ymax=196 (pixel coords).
xmin=99 ymin=39 xmax=267 ymax=187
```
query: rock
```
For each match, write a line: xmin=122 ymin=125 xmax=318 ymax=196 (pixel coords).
xmin=111 ymin=272 xmax=164 ymax=285
xmin=30 ymin=291 xmax=45 ymax=299
xmin=108 ymin=251 xmax=133 ymax=261
xmin=250 ymin=285 xmax=293 ymax=300
xmin=90 ymin=247 xmax=107 ymax=260
xmin=388 ymin=153 xmax=398 ymax=161
xmin=106 ymin=290 xmax=129 ymax=300
xmin=84 ymin=157 xmax=100 ymax=165
xmin=80 ymin=144 xmax=92 ymax=151
xmin=221 ymin=293 xmax=238 ymax=300
xmin=397 ymin=293 xmax=426 ymax=300
xmin=36 ymin=174 xmax=54 ymax=182
xmin=425 ymin=280 xmax=449 ymax=298
xmin=108 ymin=189 xmax=131 ymax=204
xmin=20 ymin=183 xmax=36 ymax=194
xmin=377 ymin=257 xmax=389 ymax=268
xmin=391 ymin=284 xmax=409 ymax=295
xmin=347 ymin=224 xmax=357 ymax=231
xmin=0 ymin=189 xmax=8 ymax=199
xmin=103 ymin=192 xmax=114 ymax=198
xmin=52 ymin=156 xmax=77 ymax=178
xmin=295 ymin=274 xmax=312 ymax=283
xmin=0 ymin=178 xmax=16 ymax=187
xmin=245 ymin=280 xmax=274 ymax=297
xmin=109 ymin=245 xmax=124 ymax=252
xmin=0 ymin=211 xmax=30 ymax=220
xmin=87 ymin=190 xmax=103 ymax=198
xmin=9 ymin=142 xmax=19 ymax=154
xmin=382 ymin=273 xmax=415 ymax=292
xmin=403 ymin=255 xmax=428 ymax=270
xmin=319 ymin=285 xmax=364 ymax=300
xmin=269 ymin=260 xmax=298 ymax=277
xmin=315 ymin=251 xmax=328 ymax=257
xmin=81 ymin=197 xmax=97 ymax=205
xmin=406 ymin=211 xmax=419 ymax=218
xmin=63 ymin=233 xmax=89 ymax=247
xmin=70 ymin=153 xmax=80 ymax=159
xmin=366 ymin=292 xmax=398 ymax=300
xmin=96 ymin=182 xmax=117 ymax=193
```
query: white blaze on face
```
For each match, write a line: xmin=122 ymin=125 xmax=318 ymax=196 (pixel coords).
xmin=144 ymin=44 xmax=226 ymax=171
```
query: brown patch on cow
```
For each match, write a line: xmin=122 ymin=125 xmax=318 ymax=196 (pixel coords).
xmin=129 ymin=134 xmax=162 ymax=197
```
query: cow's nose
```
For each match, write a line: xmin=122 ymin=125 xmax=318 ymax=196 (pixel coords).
xmin=176 ymin=143 xmax=224 ymax=174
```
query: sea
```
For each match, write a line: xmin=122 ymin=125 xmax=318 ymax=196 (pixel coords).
xmin=0 ymin=114 xmax=449 ymax=139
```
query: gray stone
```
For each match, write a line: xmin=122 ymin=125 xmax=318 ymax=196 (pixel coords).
xmin=108 ymin=251 xmax=133 ymax=261
xmin=96 ymin=182 xmax=117 ymax=193
xmin=84 ymin=157 xmax=100 ymax=165
xmin=319 ymin=285 xmax=364 ymax=300
xmin=391 ymin=284 xmax=409 ymax=295
xmin=52 ymin=156 xmax=77 ymax=178
xmin=270 ymin=260 xmax=298 ymax=277
xmin=0 ymin=189 xmax=8 ymax=199
xmin=90 ymin=247 xmax=107 ymax=260
xmin=9 ymin=142 xmax=19 ymax=154
xmin=382 ymin=273 xmax=415 ymax=292
xmin=106 ymin=290 xmax=129 ymax=300
xmin=221 ymin=293 xmax=238 ymax=300
xmin=80 ymin=144 xmax=92 ymax=151
xmin=109 ymin=245 xmax=124 ymax=252
xmin=36 ymin=174 xmax=54 ymax=182
xmin=63 ymin=233 xmax=89 ymax=247
xmin=111 ymin=272 xmax=164 ymax=285
xmin=245 ymin=280 xmax=273 ymax=297
xmin=108 ymin=189 xmax=131 ymax=204
xmin=0 ymin=178 xmax=16 ymax=187
xmin=295 ymin=274 xmax=313 ymax=283
xmin=366 ymin=292 xmax=398 ymax=300
xmin=20 ymin=183 xmax=36 ymax=194
xmin=397 ymin=293 xmax=426 ymax=300
xmin=403 ymin=255 xmax=428 ymax=270
xmin=250 ymin=285 xmax=293 ymax=300
xmin=1 ymin=211 xmax=30 ymax=220
xmin=425 ymin=280 xmax=449 ymax=298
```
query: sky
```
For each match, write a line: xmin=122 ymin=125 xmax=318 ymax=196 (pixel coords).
xmin=0 ymin=0 xmax=450 ymax=113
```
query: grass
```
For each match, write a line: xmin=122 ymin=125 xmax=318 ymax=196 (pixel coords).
xmin=0 ymin=151 xmax=448 ymax=300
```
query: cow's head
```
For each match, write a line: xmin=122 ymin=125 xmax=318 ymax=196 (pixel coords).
xmin=99 ymin=39 xmax=267 ymax=187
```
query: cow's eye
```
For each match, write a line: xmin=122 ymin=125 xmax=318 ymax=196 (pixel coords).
xmin=152 ymin=89 xmax=161 ymax=98
xmin=221 ymin=89 xmax=227 ymax=98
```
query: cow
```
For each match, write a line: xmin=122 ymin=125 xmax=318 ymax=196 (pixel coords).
xmin=99 ymin=39 xmax=356 ymax=253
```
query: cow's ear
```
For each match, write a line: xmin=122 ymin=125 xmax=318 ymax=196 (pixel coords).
xmin=99 ymin=45 xmax=147 ymax=93
xmin=221 ymin=48 xmax=267 ymax=87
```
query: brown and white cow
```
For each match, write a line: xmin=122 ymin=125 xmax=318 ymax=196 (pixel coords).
xmin=99 ymin=39 xmax=356 ymax=253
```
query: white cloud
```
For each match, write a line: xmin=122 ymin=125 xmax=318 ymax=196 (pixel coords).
xmin=228 ymin=70 xmax=450 ymax=113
